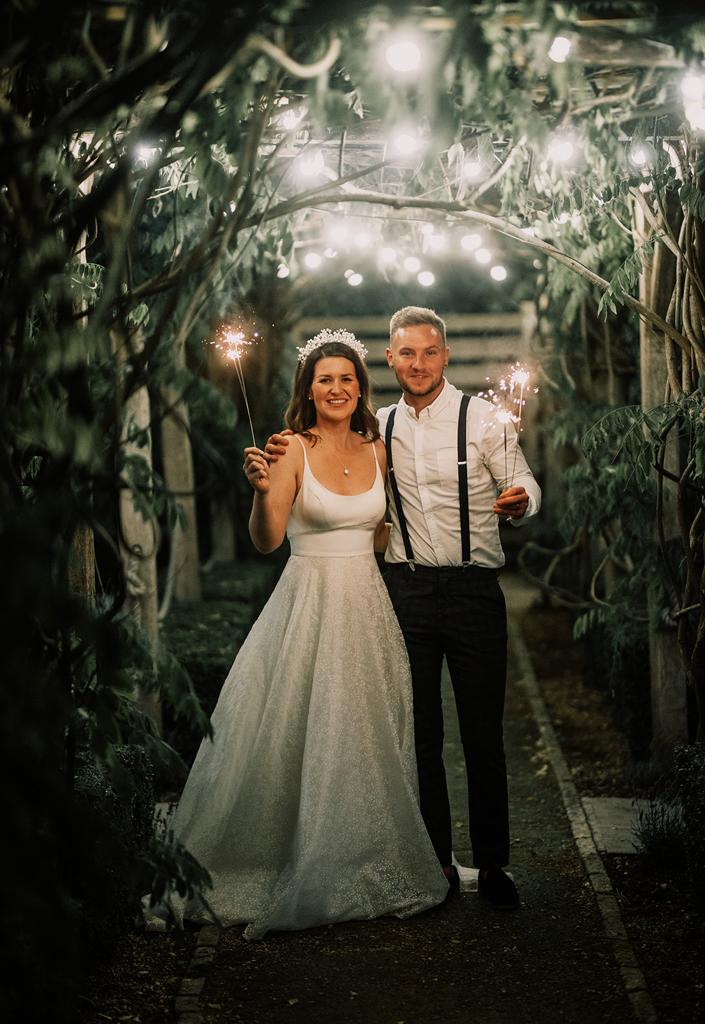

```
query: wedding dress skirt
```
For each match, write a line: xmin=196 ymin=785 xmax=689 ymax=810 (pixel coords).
xmin=169 ymin=438 xmax=448 ymax=939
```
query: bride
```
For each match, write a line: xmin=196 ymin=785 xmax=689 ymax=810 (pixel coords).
xmin=168 ymin=328 xmax=448 ymax=939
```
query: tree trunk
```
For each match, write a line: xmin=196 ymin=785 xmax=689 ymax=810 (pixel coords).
xmin=161 ymin=385 xmax=202 ymax=600
xmin=209 ymin=492 xmax=237 ymax=563
xmin=635 ymin=207 xmax=687 ymax=760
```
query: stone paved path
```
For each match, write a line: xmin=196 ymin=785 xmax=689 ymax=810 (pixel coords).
xmin=192 ymin=574 xmax=635 ymax=1024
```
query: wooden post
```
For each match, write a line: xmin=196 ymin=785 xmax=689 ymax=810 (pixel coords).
xmin=635 ymin=206 xmax=688 ymax=759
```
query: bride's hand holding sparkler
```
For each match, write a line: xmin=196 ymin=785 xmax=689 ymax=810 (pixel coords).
xmin=493 ymin=486 xmax=529 ymax=520
xmin=243 ymin=447 xmax=270 ymax=494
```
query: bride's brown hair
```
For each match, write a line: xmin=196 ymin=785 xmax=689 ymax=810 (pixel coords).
xmin=285 ymin=341 xmax=380 ymax=444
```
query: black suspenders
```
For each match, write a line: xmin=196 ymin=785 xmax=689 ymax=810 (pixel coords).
xmin=384 ymin=394 xmax=472 ymax=568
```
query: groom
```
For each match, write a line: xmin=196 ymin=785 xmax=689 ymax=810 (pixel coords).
xmin=378 ymin=306 xmax=540 ymax=909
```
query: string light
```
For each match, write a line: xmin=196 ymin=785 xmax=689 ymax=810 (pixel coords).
xmin=426 ymin=233 xmax=446 ymax=252
xmin=326 ymin=219 xmax=351 ymax=246
xmin=304 ymin=251 xmax=322 ymax=269
xmin=276 ymin=264 xmax=290 ymax=279
xmin=348 ymin=272 xmax=363 ymax=287
xmin=390 ymin=128 xmax=420 ymax=156
xmin=385 ymin=36 xmax=422 ymax=73
xmin=403 ymin=256 xmax=421 ymax=272
xmin=461 ymin=232 xmax=482 ymax=252
xmin=463 ymin=158 xmax=484 ymax=181
xmin=323 ymin=247 xmax=337 ymax=259
xmin=547 ymin=135 xmax=577 ymax=164
xmin=353 ymin=231 xmax=372 ymax=250
xmin=490 ymin=265 xmax=508 ymax=281
xmin=474 ymin=248 xmax=492 ymax=265
xmin=417 ymin=270 xmax=435 ymax=287
xmin=682 ymin=72 xmax=705 ymax=131
xmin=297 ymin=149 xmax=326 ymax=178
xmin=380 ymin=246 xmax=397 ymax=264
xmin=548 ymin=35 xmax=572 ymax=63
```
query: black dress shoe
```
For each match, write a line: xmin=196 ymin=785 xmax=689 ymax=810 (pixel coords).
xmin=477 ymin=867 xmax=519 ymax=909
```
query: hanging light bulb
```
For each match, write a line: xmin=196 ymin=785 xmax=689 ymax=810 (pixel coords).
xmin=403 ymin=256 xmax=421 ymax=273
xmin=461 ymin=232 xmax=483 ymax=252
xmin=417 ymin=270 xmax=435 ymax=287
xmin=548 ymin=36 xmax=572 ymax=63
xmin=276 ymin=264 xmax=290 ymax=279
xmin=474 ymin=248 xmax=492 ymax=265
xmin=547 ymin=134 xmax=578 ymax=164
xmin=380 ymin=246 xmax=397 ymax=264
xmin=348 ymin=272 xmax=363 ymax=287
xmin=490 ymin=265 xmax=508 ymax=281
xmin=385 ymin=35 xmax=422 ymax=74
xmin=304 ymin=252 xmax=322 ymax=270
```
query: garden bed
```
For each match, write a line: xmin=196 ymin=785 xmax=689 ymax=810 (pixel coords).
xmin=519 ymin=601 xmax=705 ymax=1024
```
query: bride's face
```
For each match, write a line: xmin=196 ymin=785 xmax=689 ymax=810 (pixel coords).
xmin=309 ymin=357 xmax=360 ymax=423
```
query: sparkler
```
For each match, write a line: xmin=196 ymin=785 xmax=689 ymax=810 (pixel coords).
xmin=211 ymin=322 xmax=260 ymax=448
xmin=478 ymin=363 xmax=538 ymax=488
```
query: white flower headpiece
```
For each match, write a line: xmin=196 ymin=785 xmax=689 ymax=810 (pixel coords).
xmin=297 ymin=329 xmax=368 ymax=364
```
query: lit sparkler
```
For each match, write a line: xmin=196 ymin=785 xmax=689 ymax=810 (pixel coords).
xmin=211 ymin=322 xmax=260 ymax=448
xmin=478 ymin=363 xmax=538 ymax=487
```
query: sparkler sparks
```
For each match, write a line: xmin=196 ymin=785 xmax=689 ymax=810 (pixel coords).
xmin=478 ymin=363 xmax=538 ymax=486
xmin=210 ymin=321 xmax=261 ymax=448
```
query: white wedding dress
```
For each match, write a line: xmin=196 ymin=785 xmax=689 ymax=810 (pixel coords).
xmin=169 ymin=437 xmax=448 ymax=939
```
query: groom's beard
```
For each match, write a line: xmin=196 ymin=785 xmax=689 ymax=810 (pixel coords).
xmin=397 ymin=370 xmax=445 ymax=398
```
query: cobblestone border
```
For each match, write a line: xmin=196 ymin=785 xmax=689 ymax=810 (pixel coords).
xmin=175 ymin=923 xmax=221 ymax=1024
xmin=508 ymin=617 xmax=658 ymax=1024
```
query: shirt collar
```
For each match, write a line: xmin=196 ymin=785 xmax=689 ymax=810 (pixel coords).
xmin=400 ymin=378 xmax=456 ymax=420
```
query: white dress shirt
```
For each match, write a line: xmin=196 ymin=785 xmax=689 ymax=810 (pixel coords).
xmin=377 ymin=379 xmax=541 ymax=569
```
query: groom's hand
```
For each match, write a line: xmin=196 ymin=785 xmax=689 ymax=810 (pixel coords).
xmin=264 ymin=428 xmax=294 ymax=462
xmin=493 ymin=486 xmax=529 ymax=520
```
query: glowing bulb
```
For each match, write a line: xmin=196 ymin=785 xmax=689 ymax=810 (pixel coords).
xmin=403 ymin=256 xmax=421 ymax=273
xmin=326 ymin=219 xmax=350 ymax=246
xmin=547 ymin=136 xmax=577 ymax=164
xmin=304 ymin=251 xmax=322 ymax=269
xmin=490 ymin=265 xmax=508 ymax=281
xmin=391 ymin=129 xmax=419 ymax=156
xmin=685 ymin=104 xmax=705 ymax=131
xmin=343 ymin=269 xmax=355 ymax=278
xmin=474 ymin=248 xmax=492 ymax=265
xmin=682 ymin=72 xmax=705 ymax=103
xmin=417 ymin=270 xmax=435 ymax=287
xmin=276 ymin=264 xmax=290 ymax=279
xmin=385 ymin=38 xmax=422 ymax=73
xmin=461 ymin=232 xmax=482 ymax=252
xmin=631 ymin=146 xmax=648 ymax=166
xmin=548 ymin=35 xmax=572 ymax=63
xmin=463 ymin=159 xmax=483 ymax=181
xmin=348 ymin=272 xmax=363 ymax=287
xmin=297 ymin=150 xmax=325 ymax=178
xmin=323 ymin=247 xmax=337 ymax=259
xmin=135 ymin=144 xmax=158 ymax=165
xmin=380 ymin=246 xmax=397 ymax=264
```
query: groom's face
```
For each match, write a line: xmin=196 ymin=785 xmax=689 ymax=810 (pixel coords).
xmin=386 ymin=324 xmax=449 ymax=399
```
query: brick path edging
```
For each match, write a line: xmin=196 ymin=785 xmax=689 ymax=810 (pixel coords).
xmin=508 ymin=617 xmax=658 ymax=1024
xmin=175 ymin=923 xmax=221 ymax=1024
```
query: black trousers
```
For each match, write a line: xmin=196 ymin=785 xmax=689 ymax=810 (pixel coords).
xmin=384 ymin=562 xmax=509 ymax=870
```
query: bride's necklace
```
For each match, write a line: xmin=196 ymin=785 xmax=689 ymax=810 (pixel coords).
xmin=314 ymin=433 xmax=352 ymax=475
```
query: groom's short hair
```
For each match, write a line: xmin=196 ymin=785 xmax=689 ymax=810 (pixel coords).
xmin=389 ymin=306 xmax=447 ymax=346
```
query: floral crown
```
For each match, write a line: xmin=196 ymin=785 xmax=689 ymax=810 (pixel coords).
xmin=296 ymin=329 xmax=368 ymax=364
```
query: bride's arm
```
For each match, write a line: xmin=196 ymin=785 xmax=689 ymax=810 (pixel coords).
xmin=244 ymin=442 xmax=301 ymax=554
